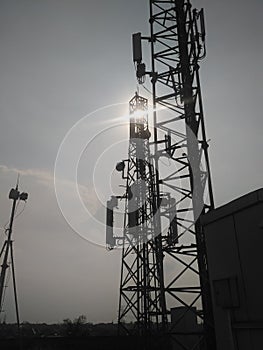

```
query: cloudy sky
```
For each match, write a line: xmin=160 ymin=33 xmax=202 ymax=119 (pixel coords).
xmin=0 ymin=0 xmax=262 ymax=324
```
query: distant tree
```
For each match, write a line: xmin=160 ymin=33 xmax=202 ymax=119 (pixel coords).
xmin=62 ymin=315 xmax=89 ymax=337
xmin=75 ymin=315 xmax=87 ymax=325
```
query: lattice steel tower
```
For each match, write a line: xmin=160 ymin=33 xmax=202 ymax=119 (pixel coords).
xmin=107 ymin=93 xmax=167 ymax=338
xmin=107 ymin=1 xmax=216 ymax=349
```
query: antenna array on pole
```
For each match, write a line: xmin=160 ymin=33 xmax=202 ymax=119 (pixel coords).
xmin=0 ymin=183 xmax=28 ymax=330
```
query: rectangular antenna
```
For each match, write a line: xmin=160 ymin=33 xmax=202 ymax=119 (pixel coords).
xmin=106 ymin=197 xmax=118 ymax=248
xmin=200 ymin=9 xmax=206 ymax=39
xmin=132 ymin=32 xmax=142 ymax=63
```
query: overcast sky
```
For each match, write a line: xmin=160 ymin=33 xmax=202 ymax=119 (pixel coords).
xmin=0 ymin=0 xmax=262 ymax=324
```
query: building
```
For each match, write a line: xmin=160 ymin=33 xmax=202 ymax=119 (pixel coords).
xmin=202 ymin=188 xmax=263 ymax=350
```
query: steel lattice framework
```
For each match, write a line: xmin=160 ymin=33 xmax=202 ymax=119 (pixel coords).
xmin=106 ymin=1 xmax=216 ymax=349
xmin=145 ymin=0 xmax=216 ymax=348
xmin=117 ymin=93 xmax=167 ymax=337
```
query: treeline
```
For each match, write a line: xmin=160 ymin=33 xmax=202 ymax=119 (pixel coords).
xmin=0 ymin=315 xmax=118 ymax=339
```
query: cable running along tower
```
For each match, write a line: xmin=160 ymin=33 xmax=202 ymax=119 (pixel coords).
xmin=107 ymin=1 xmax=216 ymax=349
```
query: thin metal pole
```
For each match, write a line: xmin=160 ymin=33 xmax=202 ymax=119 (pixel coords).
xmin=10 ymin=241 xmax=20 ymax=328
xmin=149 ymin=0 xmax=168 ymax=329
xmin=0 ymin=195 xmax=17 ymax=310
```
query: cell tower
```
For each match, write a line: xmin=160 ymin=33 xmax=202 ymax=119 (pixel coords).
xmin=0 ymin=183 xmax=28 ymax=327
xmin=107 ymin=1 xmax=216 ymax=349
xmin=107 ymin=93 xmax=167 ymax=337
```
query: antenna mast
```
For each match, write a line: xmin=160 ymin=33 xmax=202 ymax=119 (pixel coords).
xmin=0 ymin=183 xmax=28 ymax=328
xmin=107 ymin=1 xmax=216 ymax=348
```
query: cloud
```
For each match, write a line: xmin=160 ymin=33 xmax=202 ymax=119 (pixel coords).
xmin=0 ymin=164 xmax=53 ymax=187
xmin=0 ymin=164 xmax=103 ymax=243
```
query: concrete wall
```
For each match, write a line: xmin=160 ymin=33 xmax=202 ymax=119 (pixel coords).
xmin=202 ymin=189 xmax=263 ymax=350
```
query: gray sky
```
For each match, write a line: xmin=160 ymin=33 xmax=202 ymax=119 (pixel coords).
xmin=0 ymin=0 xmax=262 ymax=323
